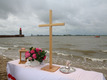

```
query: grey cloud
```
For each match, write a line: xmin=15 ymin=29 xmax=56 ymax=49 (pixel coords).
xmin=0 ymin=0 xmax=24 ymax=19
xmin=0 ymin=0 xmax=107 ymax=35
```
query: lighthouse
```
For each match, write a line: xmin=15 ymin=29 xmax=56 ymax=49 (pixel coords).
xmin=19 ymin=28 xmax=24 ymax=37
xmin=19 ymin=28 xmax=22 ymax=35
xmin=0 ymin=28 xmax=24 ymax=38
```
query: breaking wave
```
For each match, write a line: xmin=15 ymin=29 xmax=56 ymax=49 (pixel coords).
xmin=51 ymin=50 xmax=107 ymax=62
xmin=13 ymin=45 xmax=19 ymax=48
xmin=0 ymin=46 xmax=9 ymax=50
xmin=102 ymin=50 xmax=107 ymax=53
xmin=83 ymin=56 xmax=107 ymax=62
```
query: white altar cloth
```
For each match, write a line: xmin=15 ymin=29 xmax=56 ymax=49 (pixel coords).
xmin=7 ymin=60 xmax=106 ymax=80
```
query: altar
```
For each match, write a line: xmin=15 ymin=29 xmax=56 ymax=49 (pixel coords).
xmin=7 ymin=59 xmax=106 ymax=80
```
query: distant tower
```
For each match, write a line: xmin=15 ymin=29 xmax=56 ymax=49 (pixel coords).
xmin=19 ymin=28 xmax=22 ymax=35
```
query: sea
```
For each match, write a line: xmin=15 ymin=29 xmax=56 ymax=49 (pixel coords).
xmin=0 ymin=36 xmax=107 ymax=78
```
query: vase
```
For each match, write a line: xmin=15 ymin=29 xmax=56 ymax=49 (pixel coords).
xmin=30 ymin=60 xmax=40 ymax=67
xmin=25 ymin=59 xmax=31 ymax=67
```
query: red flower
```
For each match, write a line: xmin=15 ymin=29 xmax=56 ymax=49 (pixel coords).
xmin=36 ymin=48 xmax=40 ymax=52
xmin=32 ymin=54 xmax=37 ymax=59
xmin=26 ymin=47 xmax=46 ymax=62
xmin=30 ymin=50 xmax=35 ymax=54
xmin=42 ymin=56 xmax=46 ymax=60
xmin=38 ymin=52 xmax=40 ymax=55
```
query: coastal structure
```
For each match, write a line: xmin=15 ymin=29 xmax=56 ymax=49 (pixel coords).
xmin=0 ymin=28 xmax=24 ymax=38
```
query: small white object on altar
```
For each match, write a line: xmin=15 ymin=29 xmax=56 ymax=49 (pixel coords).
xmin=7 ymin=59 xmax=106 ymax=80
xmin=25 ymin=59 xmax=31 ymax=67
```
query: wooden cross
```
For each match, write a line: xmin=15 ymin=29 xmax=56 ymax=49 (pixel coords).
xmin=39 ymin=10 xmax=65 ymax=72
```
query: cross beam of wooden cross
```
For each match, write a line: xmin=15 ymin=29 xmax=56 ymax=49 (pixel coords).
xmin=39 ymin=10 xmax=65 ymax=72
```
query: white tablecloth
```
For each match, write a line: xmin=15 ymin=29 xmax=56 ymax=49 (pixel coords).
xmin=7 ymin=60 xmax=106 ymax=80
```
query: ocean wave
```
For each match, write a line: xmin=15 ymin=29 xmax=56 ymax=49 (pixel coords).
xmin=53 ymin=50 xmax=107 ymax=62
xmin=0 ymin=47 xmax=9 ymax=50
xmin=57 ymin=52 xmax=69 ymax=56
xmin=13 ymin=45 xmax=19 ymax=48
xmin=102 ymin=50 xmax=107 ymax=53
xmin=70 ymin=48 xmax=97 ymax=54
xmin=84 ymin=57 xmax=107 ymax=62
xmin=55 ymin=48 xmax=71 ymax=51
xmin=45 ymin=49 xmax=107 ymax=63
xmin=87 ymin=66 xmax=107 ymax=70
xmin=73 ymin=55 xmax=107 ymax=62
xmin=61 ymin=44 xmax=74 ymax=46
xmin=54 ymin=48 xmax=96 ymax=54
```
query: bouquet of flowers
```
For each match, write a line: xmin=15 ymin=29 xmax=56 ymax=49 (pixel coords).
xmin=25 ymin=47 xmax=47 ymax=62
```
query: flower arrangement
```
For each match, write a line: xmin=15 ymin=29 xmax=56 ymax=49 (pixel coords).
xmin=25 ymin=47 xmax=47 ymax=62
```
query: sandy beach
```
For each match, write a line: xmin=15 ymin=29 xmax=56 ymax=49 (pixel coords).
xmin=0 ymin=55 xmax=12 ymax=80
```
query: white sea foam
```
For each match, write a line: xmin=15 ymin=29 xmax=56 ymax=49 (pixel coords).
xmin=56 ymin=52 xmax=69 ymax=56
xmin=83 ymin=56 xmax=107 ymax=62
xmin=0 ymin=47 xmax=8 ymax=50
xmin=13 ymin=45 xmax=19 ymax=48
xmin=91 ymin=58 xmax=107 ymax=62
xmin=53 ymin=50 xmax=107 ymax=62
xmin=70 ymin=48 xmax=77 ymax=50
xmin=57 ymin=52 xmax=63 ymax=55
xmin=45 ymin=50 xmax=49 ymax=54
xmin=61 ymin=53 xmax=69 ymax=56
xmin=102 ymin=50 xmax=107 ymax=53
xmin=3 ymin=54 xmax=7 ymax=59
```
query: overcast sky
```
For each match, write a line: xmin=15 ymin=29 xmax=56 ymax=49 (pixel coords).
xmin=0 ymin=0 xmax=107 ymax=36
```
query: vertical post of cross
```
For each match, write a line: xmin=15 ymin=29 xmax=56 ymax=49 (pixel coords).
xmin=49 ymin=10 xmax=52 ymax=69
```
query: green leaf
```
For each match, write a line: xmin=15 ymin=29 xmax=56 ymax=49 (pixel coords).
xmin=30 ymin=47 xmax=33 ymax=51
xmin=32 ymin=59 xmax=34 ymax=61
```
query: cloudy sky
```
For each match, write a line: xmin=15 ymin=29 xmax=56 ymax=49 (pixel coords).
xmin=0 ymin=0 xmax=107 ymax=36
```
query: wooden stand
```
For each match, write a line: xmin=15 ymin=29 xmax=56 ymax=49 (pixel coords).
xmin=19 ymin=49 xmax=28 ymax=64
xmin=19 ymin=60 xmax=26 ymax=64
xmin=41 ymin=65 xmax=60 ymax=72
xmin=39 ymin=10 xmax=65 ymax=72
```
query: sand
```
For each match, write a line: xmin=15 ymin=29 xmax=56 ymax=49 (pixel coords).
xmin=0 ymin=55 xmax=12 ymax=80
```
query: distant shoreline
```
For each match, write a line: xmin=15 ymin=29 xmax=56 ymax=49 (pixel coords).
xmin=30 ymin=35 xmax=107 ymax=36
xmin=1 ymin=35 xmax=107 ymax=37
xmin=0 ymin=35 xmax=24 ymax=38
